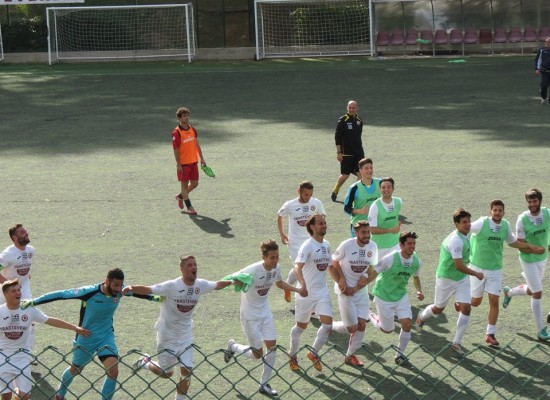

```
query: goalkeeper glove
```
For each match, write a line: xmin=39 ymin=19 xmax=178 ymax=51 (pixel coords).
xmin=151 ymin=295 xmax=165 ymax=303
xmin=21 ymin=300 xmax=36 ymax=309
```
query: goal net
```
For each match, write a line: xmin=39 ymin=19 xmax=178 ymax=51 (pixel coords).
xmin=47 ymin=4 xmax=196 ymax=64
xmin=254 ymin=0 xmax=371 ymax=60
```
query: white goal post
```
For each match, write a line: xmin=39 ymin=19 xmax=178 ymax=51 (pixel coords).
xmin=254 ymin=0 xmax=371 ymax=60
xmin=46 ymin=4 xmax=196 ymax=65
xmin=0 ymin=22 xmax=4 ymax=63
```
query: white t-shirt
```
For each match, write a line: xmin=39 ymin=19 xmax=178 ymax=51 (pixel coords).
xmin=151 ymin=277 xmax=217 ymax=341
xmin=238 ymin=261 xmax=282 ymax=320
xmin=516 ymin=210 xmax=545 ymax=240
xmin=470 ymin=217 xmax=516 ymax=244
xmin=295 ymin=238 xmax=331 ymax=299
xmin=375 ymin=250 xmax=422 ymax=276
xmin=332 ymin=238 xmax=378 ymax=295
xmin=0 ymin=304 xmax=47 ymax=357
xmin=367 ymin=197 xmax=402 ymax=227
xmin=278 ymin=197 xmax=326 ymax=252
xmin=445 ymin=232 xmax=467 ymax=259
xmin=0 ymin=245 xmax=35 ymax=300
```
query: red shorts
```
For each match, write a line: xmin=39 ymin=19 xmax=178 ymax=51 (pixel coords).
xmin=177 ymin=163 xmax=199 ymax=181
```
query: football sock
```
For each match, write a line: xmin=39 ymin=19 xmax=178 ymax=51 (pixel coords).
xmin=175 ymin=394 xmax=188 ymax=400
xmin=508 ymin=285 xmax=528 ymax=297
xmin=233 ymin=343 xmax=258 ymax=360
xmin=184 ymin=199 xmax=192 ymax=208
xmin=101 ymin=376 xmax=117 ymax=400
xmin=419 ymin=305 xmax=435 ymax=321
xmin=312 ymin=323 xmax=332 ymax=353
xmin=453 ymin=313 xmax=470 ymax=345
xmin=261 ymin=348 xmax=277 ymax=385
xmin=397 ymin=329 xmax=411 ymax=357
xmin=57 ymin=367 xmax=75 ymax=396
xmin=347 ymin=330 xmax=365 ymax=356
xmin=332 ymin=183 xmax=341 ymax=193
xmin=289 ymin=325 xmax=305 ymax=356
xmin=486 ymin=324 xmax=496 ymax=335
xmin=286 ymin=269 xmax=297 ymax=285
xmin=331 ymin=321 xmax=348 ymax=334
xmin=531 ymin=298 xmax=544 ymax=331
xmin=369 ymin=312 xmax=382 ymax=329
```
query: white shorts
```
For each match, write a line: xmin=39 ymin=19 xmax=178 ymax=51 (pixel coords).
xmin=295 ymin=295 xmax=333 ymax=324
xmin=470 ymin=266 xmax=502 ymax=297
xmin=377 ymin=244 xmax=401 ymax=260
xmin=288 ymin=245 xmax=300 ymax=263
xmin=156 ymin=335 xmax=194 ymax=371
xmin=0 ymin=355 xmax=32 ymax=394
xmin=374 ymin=295 xmax=412 ymax=331
xmin=434 ymin=276 xmax=470 ymax=308
xmin=337 ymin=290 xmax=370 ymax=327
xmin=520 ymin=259 xmax=547 ymax=293
xmin=241 ymin=317 xmax=276 ymax=349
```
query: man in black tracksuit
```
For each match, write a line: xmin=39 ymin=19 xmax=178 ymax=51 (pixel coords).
xmin=535 ymin=37 xmax=550 ymax=105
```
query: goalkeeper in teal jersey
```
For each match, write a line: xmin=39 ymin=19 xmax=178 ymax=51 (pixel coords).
xmin=22 ymin=268 xmax=161 ymax=400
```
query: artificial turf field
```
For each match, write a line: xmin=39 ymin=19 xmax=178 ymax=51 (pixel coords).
xmin=0 ymin=56 xmax=549 ymax=399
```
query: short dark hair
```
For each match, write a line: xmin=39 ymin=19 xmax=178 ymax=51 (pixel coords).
xmin=305 ymin=214 xmax=324 ymax=236
xmin=261 ymin=239 xmax=279 ymax=256
xmin=107 ymin=268 xmax=124 ymax=281
xmin=358 ymin=158 xmax=373 ymax=169
xmin=489 ymin=199 xmax=505 ymax=210
xmin=525 ymin=189 xmax=543 ymax=201
xmin=2 ymin=279 xmax=20 ymax=294
xmin=299 ymin=181 xmax=314 ymax=191
xmin=176 ymin=107 xmax=190 ymax=118
xmin=353 ymin=220 xmax=370 ymax=231
xmin=380 ymin=177 xmax=395 ymax=189
xmin=8 ymin=224 xmax=23 ymax=239
xmin=399 ymin=231 xmax=418 ymax=244
xmin=453 ymin=208 xmax=471 ymax=224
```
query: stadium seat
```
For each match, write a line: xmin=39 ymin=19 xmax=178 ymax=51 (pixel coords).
xmin=539 ymin=27 xmax=550 ymax=42
xmin=463 ymin=29 xmax=477 ymax=44
xmin=479 ymin=28 xmax=492 ymax=44
xmin=390 ymin=30 xmax=404 ymax=46
xmin=435 ymin=30 xmax=449 ymax=44
xmin=405 ymin=29 xmax=419 ymax=45
xmin=421 ymin=29 xmax=433 ymax=43
xmin=508 ymin=27 xmax=522 ymax=43
xmin=493 ymin=28 xmax=508 ymax=44
xmin=376 ymin=31 xmax=390 ymax=46
xmin=449 ymin=29 xmax=463 ymax=44
xmin=524 ymin=27 xmax=538 ymax=42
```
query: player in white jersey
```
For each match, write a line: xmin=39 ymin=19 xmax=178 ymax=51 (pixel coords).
xmin=367 ymin=232 xmax=424 ymax=368
xmin=0 ymin=279 xmax=89 ymax=400
xmin=224 ymin=240 xmax=305 ymax=397
xmin=329 ymin=221 xmax=378 ymax=368
xmin=125 ymin=255 xmax=235 ymax=400
xmin=277 ymin=181 xmax=326 ymax=302
xmin=288 ymin=214 xmax=332 ymax=372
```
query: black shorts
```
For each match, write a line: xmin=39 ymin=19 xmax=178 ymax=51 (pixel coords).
xmin=340 ymin=154 xmax=364 ymax=175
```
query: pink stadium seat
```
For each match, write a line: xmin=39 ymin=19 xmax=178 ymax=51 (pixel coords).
xmin=463 ymin=29 xmax=477 ymax=44
xmin=376 ymin=31 xmax=390 ymax=46
xmin=508 ymin=27 xmax=522 ymax=43
xmin=390 ymin=30 xmax=404 ymax=46
xmin=524 ymin=27 xmax=538 ymax=42
xmin=435 ymin=30 xmax=449 ymax=44
xmin=539 ymin=27 xmax=550 ymax=42
xmin=421 ymin=30 xmax=433 ymax=43
xmin=405 ymin=30 xmax=419 ymax=45
xmin=449 ymin=29 xmax=463 ymax=44
xmin=493 ymin=28 xmax=507 ymax=43
xmin=479 ymin=28 xmax=492 ymax=44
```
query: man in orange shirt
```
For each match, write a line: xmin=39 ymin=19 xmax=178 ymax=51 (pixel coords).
xmin=172 ymin=107 xmax=207 ymax=215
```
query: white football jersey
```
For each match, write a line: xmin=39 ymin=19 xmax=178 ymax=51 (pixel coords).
xmin=0 ymin=245 xmax=35 ymax=300
xmin=0 ymin=304 xmax=47 ymax=357
xmin=295 ymin=238 xmax=331 ymax=299
xmin=332 ymin=238 xmax=378 ymax=294
xmin=278 ymin=197 xmax=326 ymax=254
xmin=151 ymin=278 xmax=216 ymax=341
xmin=238 ymin=261 xmax=282 ymax=320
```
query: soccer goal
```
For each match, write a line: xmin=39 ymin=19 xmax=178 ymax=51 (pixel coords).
xmin=0 ymin=22 xmax=4 ymax=63
xmin=46 ymin=4 xmax=196 ymax=65
xmin=254 ymin=0 xmax=371 ymax=60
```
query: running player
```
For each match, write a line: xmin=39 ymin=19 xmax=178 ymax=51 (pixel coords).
xmin=415 ymin=209 xmax=484 ymax=356
xmin=368 ymin=232 xmax=424 ymax=367
xmin=22 ymin=268 xmax=160 ymax=400
xmin=466 ymin=199 xmax=544 ymax=346
xmin=288 ymin=214 xmax=332 ymax=372
xmin=224 ymin=240 xmax=305 ymax=397
xmin=502 ymin=189 xmax=550 ymax=341
xmin=126 ymin=256 xmax=234 ymax=400
xmin=343 ymin=158 xmax=381 ymax=237
xmin=329 ymin=221 xmax=378 ymax=368
xmin=0 ymin=279 xmax=89 ymax=400
xmin=368 ymin=177 xmax=402 ymax=258
xmin=277 ymin=181 xmax=325 ymax=303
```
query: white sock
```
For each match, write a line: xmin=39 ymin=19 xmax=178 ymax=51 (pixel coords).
xmin=331 ymin=321 xmax=348 ymax=334
xmin=312 ymin=324 xmax=332 ymax=353
xmin=453 ymin=313 xmax=470 ymax=345
xmin=233 ymin=343 xmax=257 ymax=360
xmin=369 ymin=312 xmax=381 ymax=329
xmin=531 ymin=298 xmax=544 ymax=331
xmin=420 ymin=305 xmax=435 ymax=321
xmin=508 ymin=285 xmax=528 ymax=297
xmin=396 ymin=329 xmax=411 ymax=357
xmin=289 ymin=325 xmax=305 ymax=357
xmin=347 ymin=330 xmax=365 ymax=356
xmin=175 ymin=394 xmax=188 ymax=400
xmin=486 ymin=324 xmax=496 ymax=335
xmin=286 ymin=269 xmax=297 ymax=285
xmin=260 ymin=348 xmax=277 ymax=385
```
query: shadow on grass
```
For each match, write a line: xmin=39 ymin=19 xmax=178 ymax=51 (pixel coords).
xmin=188 ymin=215 xmax=234 ymax=238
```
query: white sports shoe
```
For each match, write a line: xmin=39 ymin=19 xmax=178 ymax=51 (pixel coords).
xmin=542 ymin=99 xmax=547 ymax=105
xmin=259 ymin=383 xmax=278 ymax=397
xmin=132 ymin=353 xmax=150 ymax=372
xmin=224 ymin=339 xmax=236 ymax=363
